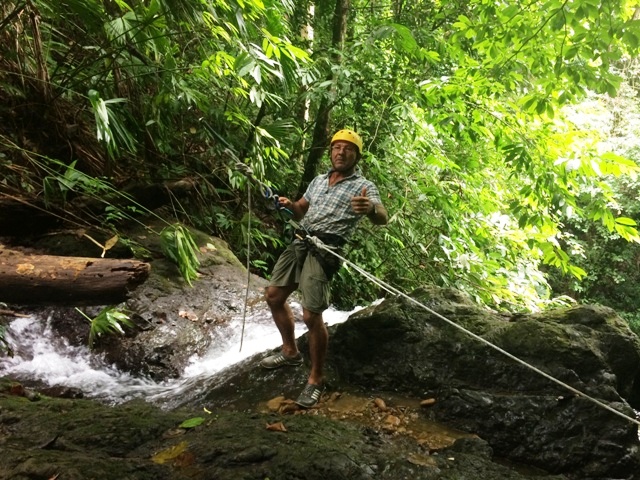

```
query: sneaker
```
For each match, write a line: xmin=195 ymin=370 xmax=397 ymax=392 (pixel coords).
xmin=260 ymin=352 xmax=303 ymax=369
xmin=295 ymin=383 xmax=325 ymax=408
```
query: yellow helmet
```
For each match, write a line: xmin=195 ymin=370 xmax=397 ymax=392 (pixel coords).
xmin=331 ymin=129 xmax=363 ymax=154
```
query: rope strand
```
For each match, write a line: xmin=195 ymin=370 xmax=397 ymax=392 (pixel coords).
xmin=239 ymin=186 xmax=251 ymax=352
xmin=306 ymin=235 xmax=640 ymax=427
xmin=234 ymin=161 xmax=639 ymax=425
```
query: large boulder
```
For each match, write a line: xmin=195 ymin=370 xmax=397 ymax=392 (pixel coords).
xmin=327 ymin=286 xmax=640 ymax=478
xmin=35 ymin=222 xmax=269 ymax=380
xmin=97 ymin=224 xmax=269 ymax=380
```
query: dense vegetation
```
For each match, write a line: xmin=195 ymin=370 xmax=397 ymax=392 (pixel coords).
xmin=2 ymin=0 xmax=640 ymax=328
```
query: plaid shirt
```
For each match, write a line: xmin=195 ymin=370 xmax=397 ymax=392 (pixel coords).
xmin=299 ymin=169 xmax=382 ymax=240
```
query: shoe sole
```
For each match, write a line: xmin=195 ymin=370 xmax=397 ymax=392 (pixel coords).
xmin=260 ymin=361 xmax=303 ymax=369
xmin=260 ymin=357 xmax=304 ymax=369
xmin=295 ymin=387 xmax=325 ymax=408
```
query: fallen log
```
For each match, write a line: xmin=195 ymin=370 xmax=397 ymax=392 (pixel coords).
xmin=0 ymin=248 xmax=150 ymax=306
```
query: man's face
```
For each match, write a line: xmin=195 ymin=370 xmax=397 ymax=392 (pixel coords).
xmin=330 ymin=140 xmax=359 ymax=172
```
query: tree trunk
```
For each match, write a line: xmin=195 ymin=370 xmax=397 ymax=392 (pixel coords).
xmin=0 ymin=178 xmax=197 ymax=237
xmin=293 ymin=0 xmax=315 ymax=169
xmin=0 ymin=248 xmax=150 ymax=306
xmin=0 ymin=197 xmax=62 ymax=236
xmin=297 ymin=0 xmax=350 ymax=195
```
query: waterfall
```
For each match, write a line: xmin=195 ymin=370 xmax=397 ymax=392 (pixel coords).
xmin=0 ymin=303 xmax=358 ymax=407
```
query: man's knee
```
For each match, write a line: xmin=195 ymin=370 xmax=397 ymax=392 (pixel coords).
xmin=265 ymin=286 xmax=290 ymax=308
xmin=302 ymin=309 xmax=324 ymax=328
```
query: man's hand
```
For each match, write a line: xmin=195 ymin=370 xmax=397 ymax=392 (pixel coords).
xmin=278 ymin=196 xmax=309 ymax=220
xmin=351 ymin=187 xmax=373 ymax=215
xmin=277 ymin=196 xmax=293 ymax=210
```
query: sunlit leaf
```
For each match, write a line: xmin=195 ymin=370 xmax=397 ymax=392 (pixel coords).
xmin=151 ymin=441 xmax=189 ymax=464
xmin=266 ymin=421 xmax=287 ymax=432
xmin=179 ymin=417 xmax=205 ymax=429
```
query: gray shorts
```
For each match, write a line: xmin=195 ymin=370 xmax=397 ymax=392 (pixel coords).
xmin=269 ymin=241 xmax=330 ymax=313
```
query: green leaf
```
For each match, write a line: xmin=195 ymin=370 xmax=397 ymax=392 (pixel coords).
xmin=160 ymin=224 xmax=200 ymax=286
xmin=622 ymin=31 xmax=638 ymax=49
xmin=567 ymin=265 xmax=587 ymax=280
xmin=390 ymin=23 xmax=418 ymax=54
xmin=615 ymin=217 xmax=637 ymax=227
xmin=179 ymin=417 xmax=205 ymax=429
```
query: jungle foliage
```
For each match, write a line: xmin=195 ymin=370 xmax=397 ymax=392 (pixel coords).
xmin=547 ymin=75 xmax=640 ymax=331
xmin=2 ymin=0 xmax=640 ymax=318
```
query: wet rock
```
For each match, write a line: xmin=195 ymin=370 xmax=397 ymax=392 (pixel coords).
xmin=40 ymin=222 xmax=269 ymax=380
xmin=3 ymin=229 xmax=640 ymax=479
xmin=0 ymin=386 xmax=569 ymax=480
xmin=447 ymin=437 xmax=493 ymax=458
xmin=328 ymin=286 xmax=640 ymax=478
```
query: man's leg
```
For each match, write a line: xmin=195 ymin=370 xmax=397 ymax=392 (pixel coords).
xmin=294 ymin=308 xmax=327 ymax=408
xmin=293 ymin=252 xmax=331 ymax=407
xmin=302 ymin=308 xmax=327 ymax=385
xmin=264 ymin=284 xmax=299 ymax=357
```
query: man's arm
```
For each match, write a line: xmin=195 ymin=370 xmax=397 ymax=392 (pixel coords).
xmin=351 ymin=186 xmax=388 ymax=225
xmin=367 ymin=202 xmax=388 ymax=225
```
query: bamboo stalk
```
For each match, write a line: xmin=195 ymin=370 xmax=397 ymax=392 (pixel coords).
xmin=27 ymin=0 xmax=51 ymax=102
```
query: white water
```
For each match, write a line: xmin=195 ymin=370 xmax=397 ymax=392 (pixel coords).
xmin=0 ymin=303 xmax=359 ymax=406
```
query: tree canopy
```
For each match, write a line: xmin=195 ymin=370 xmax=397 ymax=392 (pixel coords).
xmin=2 ymin=0 xmax=640 ymax=314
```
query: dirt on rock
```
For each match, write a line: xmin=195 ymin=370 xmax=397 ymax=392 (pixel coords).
xmin=0 ymin=378 xmax=566 ymax=480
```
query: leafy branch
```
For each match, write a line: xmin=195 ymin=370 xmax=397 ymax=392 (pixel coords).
xmin=76 ymin=306 xmax=134 ymax=348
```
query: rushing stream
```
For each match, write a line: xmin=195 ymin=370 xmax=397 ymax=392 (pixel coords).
xmin=0 ymin=303 xmax=359 ymax=408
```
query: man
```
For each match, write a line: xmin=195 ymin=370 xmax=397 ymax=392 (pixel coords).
xmin=260 ymin=129 xmax=388 ymax=408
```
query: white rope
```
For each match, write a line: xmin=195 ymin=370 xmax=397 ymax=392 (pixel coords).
xmin=306 ymin=235 xmax=640 ymax=427
xmin=239 ymin=186 xmax=251 ymax=352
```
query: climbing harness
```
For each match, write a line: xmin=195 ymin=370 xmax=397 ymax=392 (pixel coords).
xmin=235 ymin=161 xmax=344 ymax=279
xmin=234 ymin=161 xmax=640 ymax=427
